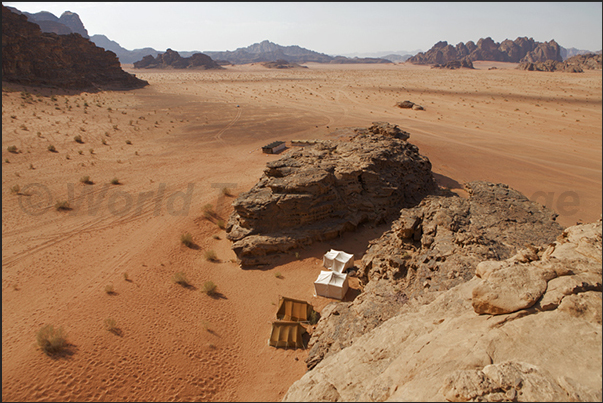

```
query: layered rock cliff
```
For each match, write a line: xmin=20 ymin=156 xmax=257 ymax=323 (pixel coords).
xmin=226 ymin=123 xmax=437 ymax=267
xmin=2 ymin=6 xmax=147 ymax=90
xmin=408 ymin=37 xmax=562 ymax=65
xmin=285 ymin=219 xmax=601 ymax=401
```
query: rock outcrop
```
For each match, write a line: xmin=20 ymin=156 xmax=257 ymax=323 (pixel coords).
xmin=518 ymin=52 xmax=602 ymax=73
xmin=2 ymin=6 xmax=148 ymax=90
xmin=284 ymin=219 xmax=601 ymax=401
xmin=408 ymin=37 xmax=563 ymax=65
xmin=226 ymin=123 xmax=437 ymax=267
xmin=303 ymin=182 xmax=563 ymax=370
xmin=133 ymin=49 xmax=223 ymax=70
xmin=261 ymin=59 xmax=308 ymax=69
xmin=431 ymin=57 xmax=474 ymax=69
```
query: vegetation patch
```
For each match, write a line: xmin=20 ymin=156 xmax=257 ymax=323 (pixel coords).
xmin=36 ymin=324 xmax=67 ymax=355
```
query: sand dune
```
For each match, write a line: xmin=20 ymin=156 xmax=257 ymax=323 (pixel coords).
xmin=2 ymin=62 xmax=601 ymax=401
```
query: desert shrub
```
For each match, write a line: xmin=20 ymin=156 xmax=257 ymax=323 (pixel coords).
xmin=216 ymin=219 xmax=225 ymax=229
xmin=172 ymin=272 xmax=190 ymax=286
xmin=104 ymin=318 xmax=118 ymax=333
xmin=11 ymin=184 xmax=20 ymax=194
xmin=36 ymin=324 xmax=67 ymax=355
xmin=202 ymin=281 xmax=217 ymax=295
xmin=102 ymin=139 xmax=107 ymax=145
xmin=212 ymin=234 xmax=220 ymax=240
xmin=105 ymin=284 xmax=115 ymax=294
xmin=80 ymin=175 xmax=92 ymax=184
xmin=125 ymin=140 xmax=132 ymax=145
xmin=110 ymin=177 xmax=120 ymax=185
xmin=74 ymin=135 xmax=83 ymax=143
xmin=123 ymin=272 xmax=129 ymax=281
xmin=47 ymin=144 xmax=56 ymax=152
xmin=202 ymin=204 xmax=215 ymax=219
xmin=181 ymin=232 xmax=193 ymax=248
xmin=204 ymin=250 xmax=217 ymax=262
xmin=89 ymin=148 xmax=94 ymax=154
xmin=55 ymin=200 xmax=70 ymax=211
xmin=274 ymin=272 xmax=283 ymax=279
xmin=7 ymin=145 xmax=18 ymax=153
xmin=222 ymin=187 xmax=233 ymax=197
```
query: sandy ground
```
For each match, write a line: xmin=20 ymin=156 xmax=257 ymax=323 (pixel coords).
xmin=2 ymin=62 xmax=601 ymax=402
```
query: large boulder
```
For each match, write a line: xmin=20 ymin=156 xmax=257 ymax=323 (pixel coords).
xmin=226 ymin=123 xmax=436 ymax=267
xmin=284 ymin=219 xmax=601 ymax=402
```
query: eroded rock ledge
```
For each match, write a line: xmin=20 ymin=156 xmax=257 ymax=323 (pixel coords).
xmin=226 ymin=122 xmax=437 ymax=267
xmin=284 ymin=219 xmax=601 ymax=402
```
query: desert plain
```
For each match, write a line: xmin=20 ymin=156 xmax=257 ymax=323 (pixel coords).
xmin=2 ymin=61 xmax=602 ymax=401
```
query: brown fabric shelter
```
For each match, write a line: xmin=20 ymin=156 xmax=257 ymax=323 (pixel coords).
xmin=268 ymin=321 xmax=306 ymax=349
xmin=276 ymin=297 xmax=312 ymax=322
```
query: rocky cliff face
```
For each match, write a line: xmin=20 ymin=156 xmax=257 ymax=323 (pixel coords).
xmin=518 ymin=52 xmax=602 ymax=72
xmin=408 ymin=37 xmax=563 ymax=64
xmin=7 ymin=7 xmax=90 ymax=38
xmin=285 ymin=219 xmax=601 ymax=401
xmin=2 ymin=6 xmax=147 ymax=90
xmin=303 ymin=182 xmax=563 ymax=370
xmin=226 ymin=123 xmax=437 ymax=267
xmin=133 ymin=49 xmax=223 ymax=70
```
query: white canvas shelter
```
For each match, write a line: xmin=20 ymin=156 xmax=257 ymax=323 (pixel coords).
xmin=322 ymin=249 xmax=354 ymax=273
xmin=314 ymin=270 xmax=349 ymax=300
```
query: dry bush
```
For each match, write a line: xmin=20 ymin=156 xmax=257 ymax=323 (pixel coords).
xmin=203 ymin=281 xmax=217 ymax=295
xmin=55 ymin=200 xmax=70 ymax=211
xmin=80 ymin=176 xmax=92 ymax=184
xmin=172 ymin=272 xmax=190 ymax=286
xmin=74 ymin=134 xmax=83 ymax=143
xmin=36 ymin=324 xmax=67 ymax=355
xmin=104 ymin=318 xmax=118 ymax=333
xmin=11 ymin=184 xmax=20 ymax=194
xmin=216 ymin=219 xmax=225 ymax=229
xmin=105 ymin=284 xmax=115 ymax=294
xmin=47 ymin=144 xmax=57 ymax=152
xmin=203 ymin=203 xmax=215 ymax=219
xmin=110 ymin=177 xmax=120 ymax=185
xmin=180 ymin=232 xmax=193 ymax=248
xmin=204 ymin=250 xmax=217 ymax=262
xmin=7 ymin=145 xmax=18 ymax=153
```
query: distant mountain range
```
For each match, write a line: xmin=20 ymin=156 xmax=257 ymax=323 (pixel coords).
xmin=7 ymin=6 xmax=600 ymax=66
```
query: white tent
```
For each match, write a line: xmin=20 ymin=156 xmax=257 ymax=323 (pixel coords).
xmin=314 ymin=270 xmax=349 ymax=300
xmin=322 ymin=249 xmax=354 ymax=273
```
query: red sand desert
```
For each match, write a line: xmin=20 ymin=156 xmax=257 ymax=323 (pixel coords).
xmin=2 ymin=62 xmax=601 ymax=401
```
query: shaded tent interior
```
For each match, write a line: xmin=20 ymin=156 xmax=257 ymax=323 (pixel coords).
xmin=276 ymin=296 xmax=313 ymax=322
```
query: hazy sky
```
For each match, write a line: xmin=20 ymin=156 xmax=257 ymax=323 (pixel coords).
xmin=5 ymin=2 xmax=603 ymax=55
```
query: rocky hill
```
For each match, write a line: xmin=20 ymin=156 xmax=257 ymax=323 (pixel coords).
xmin=132 ymin=49 xmax=223 ymax=70
xmin=90 ymin=34 xmax=161 ymax=64
xmin=2 ymin=6 xmax=148 ymax=90
xmin=285 ymin=216 xmax=601 ymax=401
xmin=518 ymin=52 xmax=602 ymax=72
xmin=408 ymin=37 xmax=563 ymax=65
xmin=303 ymin=181 xmax=563 ymax=370
xmin=226 ymin=123 xmax=437 ymax=267
xmin=6 ymin=6 xmax=89 ymax=38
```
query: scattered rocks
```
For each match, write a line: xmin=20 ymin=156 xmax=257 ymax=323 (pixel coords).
xmin=226 ymin=122 xmax=436 ymax=267
xmin=431 ymin=57 xmax=474 ymax=69
xmin=395 ymin=100 xmax=424 ymax=110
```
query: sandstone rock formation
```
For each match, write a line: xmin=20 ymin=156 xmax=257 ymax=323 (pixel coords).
xmin=133 ymin=49 xmax=223 ymax=70
xmin=518 ymin=52 xmax=602 ymax=73
xmin=261 ymin=59 xmax=308 ymax=69
xmin=226 ymin=123 xmax=436 ymax=267
xmin=431 ymin=57 xmax=474 ymax=69
xmin=408 ymin=37 xmax=562 ymax=65
xmin=6 ymin=7 xmax=89 ymax=38
xmin=2 ymin=6 xmax=148 ymax=90
xmin=284 ymin=219 xmax=601 ymax=402
xmin=303 ymin=182 xmax=563 ymax=370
